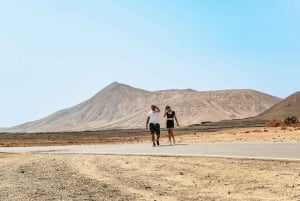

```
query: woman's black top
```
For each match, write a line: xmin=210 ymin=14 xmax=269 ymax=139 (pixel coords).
xmin=166 ymin=111 xmax=175 ymax=128
xmin=166 ymin=111 xmax=175 ymax=118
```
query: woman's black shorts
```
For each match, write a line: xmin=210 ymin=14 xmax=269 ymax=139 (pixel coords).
xmin=166 ymin=120 xmax=174 ymax=128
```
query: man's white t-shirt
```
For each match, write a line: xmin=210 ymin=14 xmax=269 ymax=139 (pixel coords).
xmin=148 ymin=110 xmax=159 ymax=124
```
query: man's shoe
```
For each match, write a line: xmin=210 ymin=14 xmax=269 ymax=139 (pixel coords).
xmin=153 ymin=143 xmax=156 ymax=147
xmin=156 ymin=140 xmax=160 ymax=146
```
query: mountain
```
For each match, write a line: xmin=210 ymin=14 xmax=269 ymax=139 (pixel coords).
xmin=7 ymin=82 xmax=281 ymax=132
xmin=256 ymin=91 xmax=300 ymax=120
xmin=0 ymin=128 xmax=7 ymax=132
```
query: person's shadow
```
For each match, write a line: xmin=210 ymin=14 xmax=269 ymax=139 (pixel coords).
xmin=158 ymin=143 xmax=189 ymax=147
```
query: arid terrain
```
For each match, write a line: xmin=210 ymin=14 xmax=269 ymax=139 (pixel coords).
xmin=1 ymin=125 xmax=300 ymax=201
xmin=0 ymin=153 xmax=299 ymax=201
xmin=1 ymin=126 xmax=300 ymax=147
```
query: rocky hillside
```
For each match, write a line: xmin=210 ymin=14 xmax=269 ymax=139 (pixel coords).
xmin=256 ymin=91 xmax=300 ymax=120
xmin=7 ymin=82 xmax=281 ymax=132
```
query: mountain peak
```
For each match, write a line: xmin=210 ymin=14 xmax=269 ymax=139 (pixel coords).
xmin=106 ymin=81 xmax=127 ymax=88
xmin=100 ymin=82 xmax=133 ymax=92
xmin=102 ymin=82 xmax=148 ymax=93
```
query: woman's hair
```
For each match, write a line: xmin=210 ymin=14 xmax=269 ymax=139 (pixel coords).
xmin=165 ymin=105 xmax=171 ymax=110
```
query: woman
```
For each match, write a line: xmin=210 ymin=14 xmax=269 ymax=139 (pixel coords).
xmin=164 ymin=106 xmax=179 ymax=145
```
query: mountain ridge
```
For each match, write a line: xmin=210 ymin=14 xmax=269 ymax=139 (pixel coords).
xmin=6 ymin=82 xmax=281 ymax=132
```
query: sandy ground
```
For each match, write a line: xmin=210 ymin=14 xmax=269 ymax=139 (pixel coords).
xmin=110 ymin=127 xmax=300 ymax=145
xmin=0 ymin=153 xmax=299 ymax=201
xmin=1 ymin=127 xmax=300 ymax=200
xmin=176 ymin=127 xmax=300 ymax=143
xmin=1 ymin=127 xmax=300 ymax=147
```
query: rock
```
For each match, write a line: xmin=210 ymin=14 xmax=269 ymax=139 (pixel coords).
xmin=179 ymin=172 xmax=184 ymax=175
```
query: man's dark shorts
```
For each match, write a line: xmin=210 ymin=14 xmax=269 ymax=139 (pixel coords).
xmin=149 ymin=123 xmax=160 ymax=135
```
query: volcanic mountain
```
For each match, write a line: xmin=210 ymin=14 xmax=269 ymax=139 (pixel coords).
xmin=7 ymin=82 xmax=281 ymax=132
xmin=256 ymin=91 xmax=300 ymax=120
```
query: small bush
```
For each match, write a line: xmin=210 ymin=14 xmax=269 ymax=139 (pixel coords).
xmin=267 ymin=116 xmax=300 ymax=127
xmin=284 ymin=116 xmax=299 ymax=125
xmin=266 ymin=119 xmax=284 ymax=127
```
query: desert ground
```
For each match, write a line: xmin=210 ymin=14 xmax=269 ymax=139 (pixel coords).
xmin=1 ymin=127 xmax=300 ymax=201
xmin=0 ymin=153 xmax=299 ymax=201
xmin=1 ymin=126 xmax=300 ymax=147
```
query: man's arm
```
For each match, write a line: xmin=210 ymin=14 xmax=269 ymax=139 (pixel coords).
xmin=146 ymin=116 xmax=150 ymax=129
xmin=155 ymin=106 xmax=160 ymax=113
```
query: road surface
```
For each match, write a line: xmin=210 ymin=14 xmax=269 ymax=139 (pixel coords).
xmin=1 ymin=142 xmax=300 ymax=161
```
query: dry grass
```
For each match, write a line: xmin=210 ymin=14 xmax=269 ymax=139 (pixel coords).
xmin=266 ymin=119 xmax=285 ymax=127
xmin=266 ymin=118 xmax=300 ymax=128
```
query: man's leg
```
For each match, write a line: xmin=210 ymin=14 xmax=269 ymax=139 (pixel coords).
xmin=149 ymin=124 xmax=156 ymax=146
xmin=156 ymin=124 xmax=160 ymax=146
xmin=152 ymin=134 xmax=156 ymax=146
xmin=156 ymin=134 xmax=160 ymax=146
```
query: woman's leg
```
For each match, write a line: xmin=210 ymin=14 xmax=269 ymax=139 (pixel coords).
xmin=167 ymin=128 xmax=172 ymax=143
xmin=170 ymin=128 xmax=175 ymax=144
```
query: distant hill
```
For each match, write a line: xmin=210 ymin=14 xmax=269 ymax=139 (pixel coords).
xmin=256 ymin=91 xmax=300 ymax=120
xmin=6 ymin=82 xmax=281 ymax=132
xmin=0 ymin=128 xmax=7 ymax=132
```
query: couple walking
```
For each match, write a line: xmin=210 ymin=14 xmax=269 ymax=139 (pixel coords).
xmin=146 ymin=105 xmax=179 ymax=147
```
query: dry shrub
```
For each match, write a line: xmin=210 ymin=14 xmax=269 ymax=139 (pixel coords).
xmin=266 ymin=116 xmax=300 ymax=128
xmin=266 ymin=119 xmax=284 ymax=127
xmin=284 ymin=116 xmax=299 ymax=125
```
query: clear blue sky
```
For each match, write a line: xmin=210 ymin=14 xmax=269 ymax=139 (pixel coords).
xmin=0 ymin=0 xmax=299 ymax=127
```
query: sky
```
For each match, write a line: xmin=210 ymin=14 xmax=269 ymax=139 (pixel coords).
xmin=0 ymin=0 xmax=299 ymax=127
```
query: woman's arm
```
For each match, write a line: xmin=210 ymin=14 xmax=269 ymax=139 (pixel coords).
xmin=174 ymin=115 xmax=180 ymax=127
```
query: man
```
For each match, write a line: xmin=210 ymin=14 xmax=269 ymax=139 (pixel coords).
xmin=146 ymin=105 xmax=161 ymax=147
